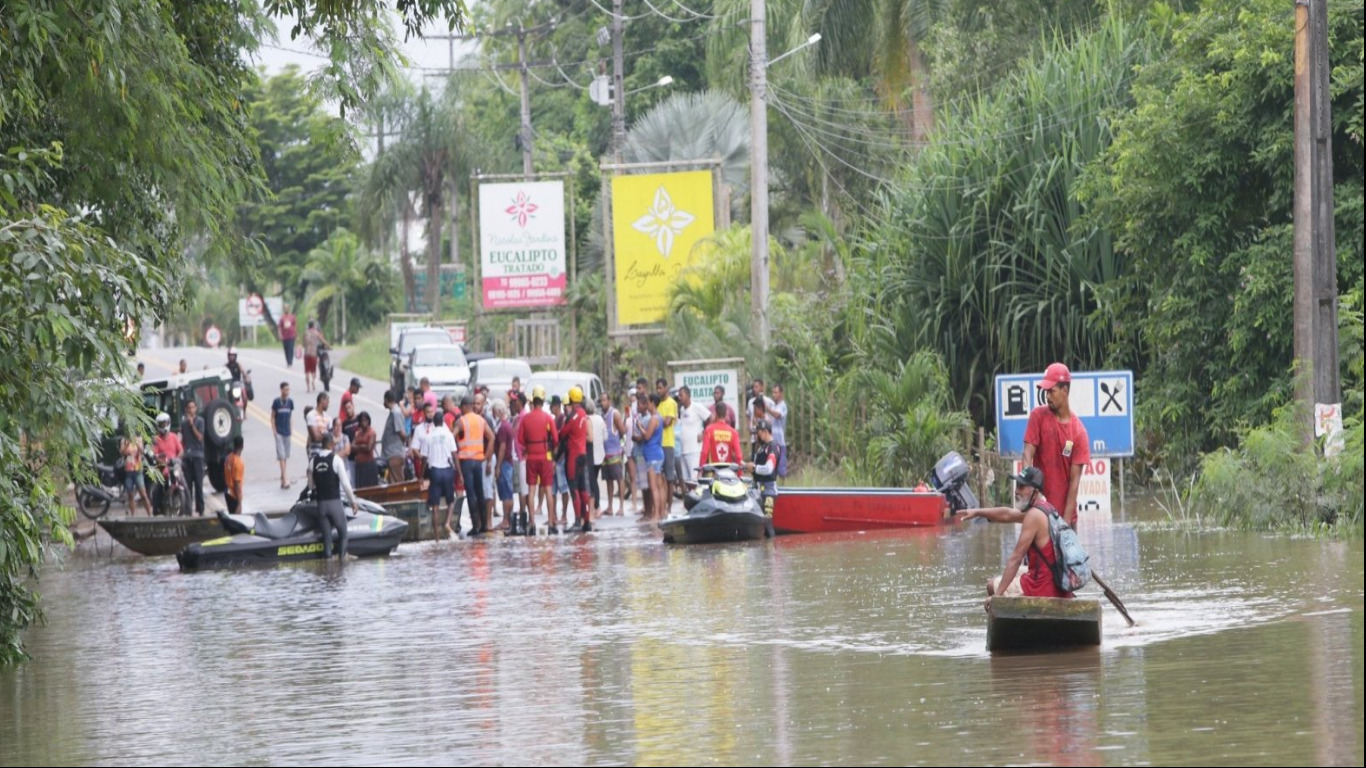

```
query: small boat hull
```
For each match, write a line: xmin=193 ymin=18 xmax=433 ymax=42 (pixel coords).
xmin=380 ymin=499 xmax=433 ymax=541
xmin=660 ymin=511 xmax=769 ymax=544
xmin=771 ymin=488 xmax=949 ymax=534
xmin=986 ymin=596 xmax=1102 ymax=653
xmin=98 ymin=515 xmax=249 ymax=557
xmin=355 ymin=479 xmax=425 ymax=504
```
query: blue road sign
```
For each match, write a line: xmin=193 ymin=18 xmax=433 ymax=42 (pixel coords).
xmin=995 ymin=370 xmax=1134 ymax=458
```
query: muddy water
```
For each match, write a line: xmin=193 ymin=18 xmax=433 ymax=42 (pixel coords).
xmin=1 ymin=514 xmax=1361 ymax=766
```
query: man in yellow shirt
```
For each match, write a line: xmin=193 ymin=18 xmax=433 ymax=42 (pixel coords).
xmin=654 ymin=378 xmax=679 ymax=513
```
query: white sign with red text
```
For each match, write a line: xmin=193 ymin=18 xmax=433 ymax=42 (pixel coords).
xmin=478 ymin=181 xmax=566 ymax=310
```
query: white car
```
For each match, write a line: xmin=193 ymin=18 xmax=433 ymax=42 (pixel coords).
xmin=470 ymin=357 xmax=533 ymax=397
xmin=405 ymin=344 xmax=471 ymax=401
xmin=526 ymin=371 xmax=604 ymax=404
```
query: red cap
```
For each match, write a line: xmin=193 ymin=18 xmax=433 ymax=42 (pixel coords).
xmin=1039 ymin=362 xmax=1072 ymax=390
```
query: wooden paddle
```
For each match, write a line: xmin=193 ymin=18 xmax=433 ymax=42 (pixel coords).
xmin=1091 ymin=570 xmax=1136 ymax=627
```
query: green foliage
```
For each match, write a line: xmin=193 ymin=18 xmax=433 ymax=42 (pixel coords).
xmin=302 ymin=229 xmax=399 ymax=343
xmin=237 ymin=66 xmax=360 ymax=306
xmin=857 ymin=16 xmax=1147 ymax=422
xmin=1190 ymin=401 xmax=1363 ymax=532
xmin=1082 ymin=0 xmax=1365 ymax=469
xmin=835 ymin=351 xmax=972 ymax=486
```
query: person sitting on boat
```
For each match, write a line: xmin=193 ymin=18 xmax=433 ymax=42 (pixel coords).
xmin=743 ymin=419 xmax=779 ymax=516
xmin=698 ymin=403 xmax=743 ymax=474
xmin=959 ymin=466 xmax=1074 ymax=610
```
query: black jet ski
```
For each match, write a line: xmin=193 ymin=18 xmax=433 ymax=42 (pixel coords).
xmin=660 ymin=464 xmax=771 ymax=544
xmin=176 ymin=491 xmax=407 ymax=570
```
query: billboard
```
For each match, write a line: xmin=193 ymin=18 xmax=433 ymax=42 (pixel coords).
xmin=478 ymin=181 xmax=567 ymax=309
xmin=611 ymin=170 xmax=715 ymax=326
xmin=995 ymin=370 xmax=1134 ymax=458
xmin=238 ymin=294 xmax=283 ymax=328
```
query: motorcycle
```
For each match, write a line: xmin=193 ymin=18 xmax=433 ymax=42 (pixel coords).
xmin=318 ymin=343 xmax=334 ymax=392
xmin=76 ymin=461 xmax=129 ymax=520
xmin=150 ymin=453 xmax=192 ymax=517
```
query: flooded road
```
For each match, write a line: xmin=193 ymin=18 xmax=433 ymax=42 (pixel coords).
xmin=2 ymin=514 xmax=1361 ymax=766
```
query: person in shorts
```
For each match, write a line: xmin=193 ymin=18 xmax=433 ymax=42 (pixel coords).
xmin=271 ymin=382 xmax=294 ymax=488
xmin=420 ymin=404 xmax=459 ymax=540
xmin=121 ymin=435 xmax=152 ymax=516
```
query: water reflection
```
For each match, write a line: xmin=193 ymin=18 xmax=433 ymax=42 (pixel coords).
xmin=0 ymin=519 xmax=1360 ymax=766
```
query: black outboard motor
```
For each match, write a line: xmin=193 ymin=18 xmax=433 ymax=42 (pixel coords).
xmin=930 ymin=451 xmax=979 ymax=513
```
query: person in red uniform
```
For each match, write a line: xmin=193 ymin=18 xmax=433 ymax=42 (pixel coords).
xmin=1024 ymin=362 xmax=1090 ymax=527
xmin=517 ymin=386 xmax=559 ymax=533
xmin=959 ymin=466 xmax=1074 ymax=605
xmin=558 ymin=386 xmax=592 ymax=533
xmin=698 ymin=402 xmax=743 ymax=471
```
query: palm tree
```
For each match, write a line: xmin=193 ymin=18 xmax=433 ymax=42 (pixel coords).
xmin=357 ymin=85 xmax=470 ymax=316
xmin=623 ymin=90 xmax=751 ymax=194
xmin=302 ymin=229 xmax=368 ymax=344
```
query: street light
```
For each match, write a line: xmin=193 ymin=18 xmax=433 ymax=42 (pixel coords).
xmin=627 ymin=75 xmax=674 ymax=96
xmin=767 ymin=33 xmax=821 ymax=68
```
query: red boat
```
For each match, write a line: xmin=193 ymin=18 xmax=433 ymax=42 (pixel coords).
xmin=771 ymin=487 xmax=952 ymax=534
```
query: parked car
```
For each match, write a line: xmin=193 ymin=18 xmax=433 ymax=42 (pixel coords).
xmin=391 ymin=327 xmax=459 ymax=395
xmin=405 ymin=344 xmax=471 ymax=402
xmin=525 ymin=371 xmax=604 ymax=405
xmin=470 ymin=357 xmax=533 ymax=396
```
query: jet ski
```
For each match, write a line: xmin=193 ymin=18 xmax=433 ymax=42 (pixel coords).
xmin=660 ymin=464 xmax=771 ymax=545
xmin=176 ymin=490 xmax=408 ymax=570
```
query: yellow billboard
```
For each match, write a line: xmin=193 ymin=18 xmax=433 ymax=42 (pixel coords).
xmin=611 ymin=170 xmax=715 ymax=327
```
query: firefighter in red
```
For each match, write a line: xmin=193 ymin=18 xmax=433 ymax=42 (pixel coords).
xmin=558 ymin=386 xmax=593 ymax=533
xmin=698 ymin=402 xmax=743 ymax=471
xmin=517 ymin=386 xmax=559 ymax=533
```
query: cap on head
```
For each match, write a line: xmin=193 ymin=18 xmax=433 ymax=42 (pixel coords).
xmin=1010 ymin=466 xmax=1045 ymax=492
xmin=754 ymin=418 xmax=772 ymax=434
xmin=1039 ymin=363 xmax=1072 ymax=390
xmin=550 ymin=394 xmax=562 ymax=406
xmin=350 ymin=377 xmax=362 ymax=388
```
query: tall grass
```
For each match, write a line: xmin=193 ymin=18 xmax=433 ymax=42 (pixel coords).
xmin=854 ymin=16 xmax=1149 ymax=420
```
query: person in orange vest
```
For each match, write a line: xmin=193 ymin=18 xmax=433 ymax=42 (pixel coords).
xmin=698 ymin=402 xmax=743 ymax=471
xmin=455 ymin=394 xmax=495 ymax=536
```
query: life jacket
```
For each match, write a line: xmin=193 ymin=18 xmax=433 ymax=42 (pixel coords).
xmin=312 ymin=451 xmax=341 ymax=501
xmin=457 ymin=412 xmax=487 ymax=460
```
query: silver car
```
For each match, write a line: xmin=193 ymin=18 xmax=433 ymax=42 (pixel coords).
xmin=405 ymin=344 xmax=471 ymax=402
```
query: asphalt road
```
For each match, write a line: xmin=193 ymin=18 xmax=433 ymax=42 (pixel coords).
xmin=137 ymin=342 xmax=391 ymax=515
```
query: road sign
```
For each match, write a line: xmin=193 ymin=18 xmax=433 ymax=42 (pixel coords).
xmin=995 ymin=369 xmax=1134 ymax=458
xmin=1013 ymin=458 xmax=1111 ymax=514
xmin=204 ymin=325 xmax=222 ymax=348
xmin=238 ymin=295 xmax=283 ymax=327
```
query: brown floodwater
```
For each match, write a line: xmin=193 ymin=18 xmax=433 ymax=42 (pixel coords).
xmin=1 ymin=509 xmax=1361 ymax=766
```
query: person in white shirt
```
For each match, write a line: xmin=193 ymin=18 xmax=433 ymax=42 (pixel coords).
xmin=674 ymin=386 xmax=712 ymax=486
xmin=770 ymin=383 xmax=789 ymax=477
xmin=586 ymin=399 xmax=607 ymax=516
xmin=415 ymin=401 xmax=460 ymax=540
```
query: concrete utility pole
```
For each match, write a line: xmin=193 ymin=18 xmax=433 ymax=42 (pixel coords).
xmin=749 ymin=0 xmax=771 ymax=348
xmin=611 ymin=0 xmax=627 ymax=161
xmin=518 ymin=24 xmax=534 ymax=178
xmin=1292 ymin=0 xmax=1340 ymax=443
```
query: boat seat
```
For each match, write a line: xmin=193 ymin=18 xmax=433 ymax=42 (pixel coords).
xmin=252 ymin=512 xmax=304 ymax=540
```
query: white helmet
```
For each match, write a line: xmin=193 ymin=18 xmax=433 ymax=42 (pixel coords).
xmin=156 ymin=412 xmax=171 ymax=430
xmin=227 ymin=346 xmax=237 ymax=356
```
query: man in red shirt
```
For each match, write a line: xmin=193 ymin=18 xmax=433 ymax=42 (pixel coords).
xmin=1023 ymin=362 xmax=1091 ymax=527
xmin=278 ymin=305 xmax=297 ymax=368
xmin=698 ymin=403 xmax=743 ymax=470
xmin=559 ymin=386 xmax=592 ymax=532
xmin=517 ymin=386 xmax=559 ymax=533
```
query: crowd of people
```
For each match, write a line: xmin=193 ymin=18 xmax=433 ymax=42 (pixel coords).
xmin=255 ymin=371 xmax=795 ymax=539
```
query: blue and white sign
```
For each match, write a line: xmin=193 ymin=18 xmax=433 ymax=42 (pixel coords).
xmin=995 ymin=370 xmax=1134 ymax=458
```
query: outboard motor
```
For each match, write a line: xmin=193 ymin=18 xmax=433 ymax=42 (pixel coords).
xmin=930 ymin=451 xmax=979 ymax=513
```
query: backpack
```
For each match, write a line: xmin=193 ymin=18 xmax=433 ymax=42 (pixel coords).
xmin=1042 ymin=504 xmax=1091 ymax=592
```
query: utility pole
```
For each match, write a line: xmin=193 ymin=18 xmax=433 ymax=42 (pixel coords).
xmin=611 ymin=0 xmax=626 ymax=161
xmin=749 ymin=0 xmax=770 ymax=348
xmin=1292 ymin=0 xmax=1340 ymax=444
xmin=518 ymin=24 xmax=534 ymax=178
